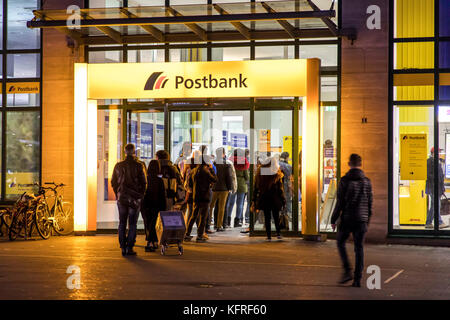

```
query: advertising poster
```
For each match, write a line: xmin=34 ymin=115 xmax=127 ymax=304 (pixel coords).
xmin=323 ymin=147 xmax=336 ymax=186
xmin=230 ymin=133 xmax=247 ymax=148
xmin=282 ymin=136 xmax=302 ymax=164
xmin=400 ymin=134 xmax=428 ymax=180
xmin=259 ymin=129 xmax=271 ymax=152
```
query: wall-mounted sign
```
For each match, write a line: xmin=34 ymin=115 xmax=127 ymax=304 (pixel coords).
xmin=2 ymin=82 xmax=40 ymax=94
xmin=258 ymin=129 xmax=271 ymax=152
xmin=87 ymin=60 xmax=307 ymax=99
xmin=230 ymin=133 xmax=247 ymax=148
xmin=400 ymin=134 xmax=428 ymax=180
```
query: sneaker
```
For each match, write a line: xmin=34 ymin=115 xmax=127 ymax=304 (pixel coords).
xmin=277 ymin=235 xmax=283 ymax=240
xmin=338 ymin=272 xmax=353 ymax=284
xmin=240 ymin=228 xmax=250 ymax=234
xmin=184 ymin=235 xmax=193 ymax=242
xmin=196 ymin=236 xmax=208 ymax=242
xmin=425 ymin=224 xmax=433 ymax=229
xmin=439 ymin=223 xmax=449 ymax=229
xmin=265 ymin=238 xmax=271 ymax=242
xmin=351 ymin=280 xmax=361 ymax=287
xmin=216 ymin=227 xmax=225 ymax=232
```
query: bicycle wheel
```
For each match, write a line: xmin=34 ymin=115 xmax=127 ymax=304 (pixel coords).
xmin=53 ymin=201 xmax=73 ymax=235
xmin=35 ymin=205 xmax=51 ymax=240
xmin=2 ymin=210 xmax=13 ymax=230
xmin=9 ymin=213 xmax=25 ymax=241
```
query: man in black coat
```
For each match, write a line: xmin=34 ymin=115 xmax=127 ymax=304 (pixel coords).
xmin=331 ymin=154 xmax=373 ymax=287
xmin=111 ymin=144 xmax=147 ymax=256
xmin=156 ymin=150 xmax=183 ymax=210
xmin=185 ymin=147 xmax=217 ymax=242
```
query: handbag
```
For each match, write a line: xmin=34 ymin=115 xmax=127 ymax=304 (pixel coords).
xmin=279 ymin=212 xmax=290 ymax=230
xmin=441 ymin=194 xmax=450 ymax=216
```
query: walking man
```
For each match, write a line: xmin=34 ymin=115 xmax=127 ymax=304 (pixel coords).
xmin=331 ymin=154 xmax=373 ymax=287
xmin=111 ymin=143 xmax=147 ymax=256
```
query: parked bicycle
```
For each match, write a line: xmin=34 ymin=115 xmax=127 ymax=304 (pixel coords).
xmin=33 ymin=182 xmax=73 ymax=239
xmin=8 ymin=182 xmax=73 ymax=240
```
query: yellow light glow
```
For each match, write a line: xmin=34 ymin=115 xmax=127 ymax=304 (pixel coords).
xmin=74 ymin=63 xmax=88 ymax=232
xmin=87 ymin=100 xmax=98 ymax=231
xmin=87 ymin=60 xmax=308 ymax=99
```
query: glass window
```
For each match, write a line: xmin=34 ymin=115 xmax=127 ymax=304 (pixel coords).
xmin=394 ymin=42 xmax=435 ymax=70
xmin=394 ymin=85 xmax=434 ymax=101
xmin=7 ymin=54 xmax=40 ymax=78
xmin=90 ymin=0 xmax=123 ymax=7
xmin=395 ymin=0 xmax=434 ymax=38
xmin=170 ymin=48 xmax=207 ymax=62
xmin=300 ymin=44 xmax=337 ymax=67
xmin=440 ymin=0 xmax=450 ymax=37
xmin=128 ymin=0 xmax=165 ymax=5
xmin=97 ymin=109 xmax=123 ymax=202
xmin=129 ymin=112 xmax=164 ymax=166
xmin=7 ymin=0 xmax=40 ymax=49
xmin=88 ymin=51 xmax=123 ymax=63
xmin=438 ymin=105 xmax=450 ymax=231
xmin=393 ymin=106 xmax=435 ymax=231
xmin=440 ymin=41 xmax=450 ymax=69
xmin=321 ymin=76 xmax=337 ymax=101
xmin=254 ymin=110 xmax=295 ymax=232
xmin=211 ymin=47 xmax=249 ymax=61
xmin=7 ymin=93 xmax=40 ymax=107
xmin=127 ymin=49 xmax=165 ymax=63
xmin=6 ymin=111 xmax=40 ymax=200
xmin=255 ymin=46 xmax=294 ymax=60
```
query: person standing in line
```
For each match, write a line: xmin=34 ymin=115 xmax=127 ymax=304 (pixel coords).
xmin=111 ymin=143 xmax=147 ymax=256
xmin=141 ymin=159 xmax=166 ymax=252
xmin=279 ymin=152 xmax=293 ymax=220
xmin=425 ymin=147 xmax=449 ymax=229
xmin=243 ymin=148 xmax=251 ymax=225
xmin=175 ymin=142 xmax=192 ymax=176
xmin=331 ymin=153 xmax=373 ymax=287
xmin=183 ymin=150 xmax=201 ymax=225
xmin=209 ymin=147 xmax=233 ymax=232
xmin=228 ymin=149 xmax=249 ymax=228
xmin=184 ymin=147 xmax=217 ymax=242
xmin=155 ymin=150 xmax=182 ymax=211
xmin=252 ymin=156 xmax=285 ymax=241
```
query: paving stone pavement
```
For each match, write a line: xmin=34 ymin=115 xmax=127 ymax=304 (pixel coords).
xmin=0 ymin=233 xmax=449 ymax=300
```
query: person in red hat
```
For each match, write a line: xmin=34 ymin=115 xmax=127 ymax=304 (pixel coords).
xmin=425 ymin=147 xmax=449 ymax=229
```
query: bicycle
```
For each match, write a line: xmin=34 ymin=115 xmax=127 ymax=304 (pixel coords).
xmin=34 ymin=182 xmax=73 ymax=239
xmin=8 ymin=192 xmax=42 ymax=241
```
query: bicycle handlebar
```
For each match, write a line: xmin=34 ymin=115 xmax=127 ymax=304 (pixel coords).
xmin=44 ymin=182 xmax=66 ymax=187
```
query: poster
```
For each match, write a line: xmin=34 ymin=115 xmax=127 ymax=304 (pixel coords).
xmin=324 ymin=147 xmax=336 ymax=186
xmin=230 ymin=133 xmax=247 ymax=148
xmin=282 ymin=136 xmax=302 ymax=164
xmin=222 ymin=130 xmax=228 ymax=146
xmin=259 ymin=129 xmax=271 ymax=152
xmin=400 ymin=134 xmax=427 ymax=180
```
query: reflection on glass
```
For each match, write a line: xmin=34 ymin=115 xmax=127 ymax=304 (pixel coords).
xmin=6 ymin=112 xmax=40 ymax=200
xmin=7 ymin=54 xmax=40 ymax=78
xmin=89 ymin=51 xmax=123 ymax=63
xmin=393 ymin=106 xmax=435 ymax=230
xmin=254 ymin=110 xmax=295 ymax=231
xmin=437 ymin=105 xmax=450 ymax=230
xmin=7 ymin=0 xmax=40 ymax=49
xmin=211 ymin=47 xmax=249 ymax=61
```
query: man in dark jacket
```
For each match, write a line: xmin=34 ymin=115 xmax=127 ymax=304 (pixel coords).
xmin=209 ymin=147 xmax=233 ymax=231
xmin=111 ymin=144 xmax=147 ymax=256
xmin=185 ymin=147 xmax=217 ymax=242
xmin=156 ymin=150 xmax=183 ymax=210
xmin=425 ymin=147 xmax=448 ymax=229
xmin=331 ymin=153 xmax=373 ymax=287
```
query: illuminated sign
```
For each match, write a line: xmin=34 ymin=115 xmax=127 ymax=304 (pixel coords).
xmin=87 ymin=60 xmax=307 ymax=99
xmin=2 ymin=82 xmax=40 ymax=94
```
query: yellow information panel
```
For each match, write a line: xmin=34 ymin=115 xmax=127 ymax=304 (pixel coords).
xmin=258 ymin=129 xmax=271 ymax=152
xmin=87 ymin=60 xmax=307 ymax=99
xmin=400 ymin=134 xmax=427 ymax=180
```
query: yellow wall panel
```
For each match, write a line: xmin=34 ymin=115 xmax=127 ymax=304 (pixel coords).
xmin=396 ymin=0 xmax=434 ymax=38
xmin=396 ymin=42 xmax=434 ymax=69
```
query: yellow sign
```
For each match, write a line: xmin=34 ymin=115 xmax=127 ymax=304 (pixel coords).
xmin=400 ymin=134 xmax=428 ymax=180
xmin=4 ymin=82 xmax=40 ymax=94
xmin=258 ymin=129 xmax=271 ymax=152
xmin=283 ymin=136 xmax=302 ymax=153
xmin=87 ymin=60 xmax=308 ymax=99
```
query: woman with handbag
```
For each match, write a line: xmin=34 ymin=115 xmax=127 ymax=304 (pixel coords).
xmin=252 ymin=156 xmax=286 ymax=241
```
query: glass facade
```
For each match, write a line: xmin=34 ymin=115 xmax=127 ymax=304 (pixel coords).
xmin=391 ymin=0 xmax=450 ymax=236
xmin=87 ymin=0 xmax=339 ymax=234
xmin=0 ymin=0 xmax=41 ymax=202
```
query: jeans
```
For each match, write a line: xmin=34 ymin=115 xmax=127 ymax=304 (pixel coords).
xmin=244 ymin=192 xmax=250 ymax=222
xmin=426 ymin=194 xmax=443 ymax=225
xmin=226 ymin=192 xmax=237 ymax=219
xmin=209 ymin=191 xmax=229 ymax=229
xmin=186 ymin=202 xmax=210 ymax=237
xmin=117 ymin=202 xmax=139 ymax=249
xmin=263 ymin=206 xmax=281 ymax=239
xmin=336 ymin=222 xmax=367 ymax=281
xmin=235 ymin=192 xmax=246 ymax=221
